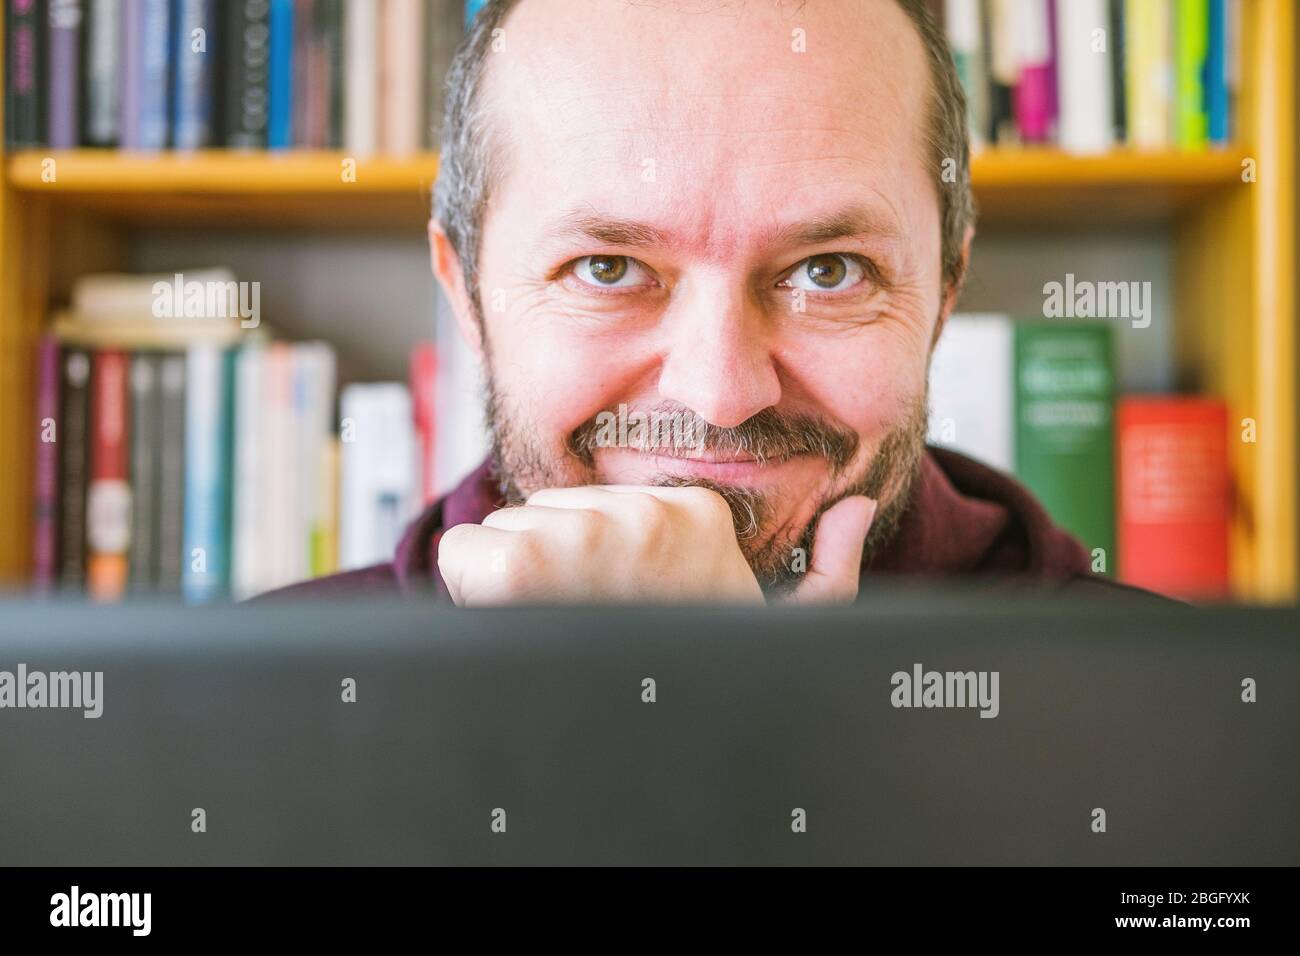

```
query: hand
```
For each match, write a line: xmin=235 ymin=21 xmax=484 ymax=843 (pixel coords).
xmin=437 ymin=484 xmax=876 ymax=607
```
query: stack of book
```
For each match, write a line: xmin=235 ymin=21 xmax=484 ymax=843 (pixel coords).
xmin=5 ymin=0 xmax=465 ymax=153
xmin=940 ymin=0 xmax=1238 ymax=154
xmin=928 ymin=313 xmax=1232 ymax=601
xmin=32 ymin=270 xmax=438 ymax=602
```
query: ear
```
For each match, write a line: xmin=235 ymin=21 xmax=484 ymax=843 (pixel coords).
xmin=931 ymin=223 xmax=975 ymax=352
xmin=429 ymin=219 xmax=486 ymax=362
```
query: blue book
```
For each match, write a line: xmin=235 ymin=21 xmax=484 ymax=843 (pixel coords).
xmin=182 ymin=345 xmax=235 ymax=603
xmin=121 ymin=0 xmax=172 ymax=149
xmin=267 ymin=0 xmax=294 ymax=149
xmin=1206 ymin=0 xmax=1230 ymax=144
xmin=466 ymin=0 xmax=488 ymax=27
xmin=171 ymin=0 xmax=216 ymax=149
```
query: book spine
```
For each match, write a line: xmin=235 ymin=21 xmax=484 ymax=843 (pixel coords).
xmin=319 ymin=0 xmax=343 ymax=147
xmin=380 ymin=0 xmax=422 ymax=156
xmin=343 ymin=0 xmax=378 ymax=156
xmin=1013 ymin=0 xmax=1053 ymax=143
xmin=1206 ymin=0 xmax=1229 ymax=144
xmin=1055 ymin=0 xmax=1113 ymax=155
xmin=87 ymin=350 xmax=131 ymax=602
xmin=1124 ymin=0 xmax=1170 ymax=149
xmin=985 ymin=0 xmax=1018 ymax=145
xmin=1108 ymin=0 xmax=1127 ymax=145
xmin=155 ymin=353 xmax=186 ymax=591
xmin=263 ymin=342 xmax=296 ymax=588
xmin=1117 ymin=398 xmax=1230 ymax=599
xmin=222 ymin=0 xmax=270 ymax=148
xmin=292 ymin=342 xmax=336 ymax=581
xmin=120 ymin=0 xmax=171 ymax=149
xmin=1173 ymin=0 xmax=1209 ymax=150
xmin=58 ymin=349 xmax=91 ymax=591
xmin=170 ymin=0 xmax=216 ymax=149
xmin=944 ymin=0 xmax=986 ymax=152
xmin=465 ymin=0 xmax=486 ymax=27
xmin=231 ymin=341 xmax=265 ymax=600
xmin=7 ymin=0 xmax=44 ymax=147
xmin=1014 ymin=322 xmax=1116 ymax=574
xmin=83 ymin=0 xmax=122 ymax=145
xmin=32 ymin=336 xmax=62 ymax=593
xmin=46 ymin=0 xmax=82 ymax=148
xmin=182 ymin=344 xmax=232 ymax=603
xmin=267 ymin=0 xmax=294 ymax=148
xmin=292 ymin=0 xmax=314 ymax=146
xmin=127 ymin=353 xmax=158 ymax=591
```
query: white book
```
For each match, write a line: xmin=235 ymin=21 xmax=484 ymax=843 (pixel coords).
xmin=344 ymin=0 xmax=380 ymax=157
xmin=263 ymin=343 xmax=298 ymax=591
xmin=1055 ymin=0 xmax=1114 ymax=155
xmin=231 ymin=340 xmax=266 ymax=601
xmin=944 ymin=0 xmax=985 ymax=152
xmin=339 ymin=383 xmax=417 ymax=570
xmin=927 ymin=314 xmax=1015 ymax=474
xmin=381 ymin=0 xmax=424 ymax=156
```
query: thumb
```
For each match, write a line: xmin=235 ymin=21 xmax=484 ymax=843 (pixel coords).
xmin=785 ymin=495 xmax=877 ymax=605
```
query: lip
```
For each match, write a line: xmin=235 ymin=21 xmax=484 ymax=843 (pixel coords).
xmin=596 ymin=447 xmax=805 ymax=484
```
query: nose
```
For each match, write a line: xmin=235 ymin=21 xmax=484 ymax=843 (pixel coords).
xmin=656 ymin=276 xmax=782 ymax=429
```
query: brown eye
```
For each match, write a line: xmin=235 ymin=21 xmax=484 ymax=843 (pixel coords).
xmin=806 ymin=254 xmax=847 ymax=289
xmin=588 ymin=255 xmax=629 ymax=284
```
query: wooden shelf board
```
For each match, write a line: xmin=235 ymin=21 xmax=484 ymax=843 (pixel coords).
xmin=4 ymin=148 xmax=1246 ymax=231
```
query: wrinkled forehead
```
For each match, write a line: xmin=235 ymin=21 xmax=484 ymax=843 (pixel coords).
xmin=479 ymin=0 xmax=934 ymax=236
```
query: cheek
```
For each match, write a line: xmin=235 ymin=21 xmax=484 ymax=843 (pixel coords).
xmin=782 ymin=323 xmax=931 ymax=439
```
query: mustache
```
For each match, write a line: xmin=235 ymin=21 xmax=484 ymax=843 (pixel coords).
xmin=566 ymin=402 xmax=861 ymax=473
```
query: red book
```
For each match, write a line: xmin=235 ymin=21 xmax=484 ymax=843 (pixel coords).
xmin=410 ymin=342 xmax=438 ymax=505
xmin=31 ymin=337 xmax=62 ymax=593
xmin=87 ymin=350 xmax=132 ymax=603
xmin=1117 ymin=397 xmax=1231 ymax=601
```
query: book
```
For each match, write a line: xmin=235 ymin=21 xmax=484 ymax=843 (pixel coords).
xmin=155 ymin=353 xmax=186 ymax=591
xmin=120 ymin=0 xmax=171 ymax=149
xmin=292 ymin=341 xmax=336 ymax=584
xmin=1173 ymin=0 xmax=1209 ymax=150
xmin=339 ymin=383 xmax=416 ymax=570
xmin=465 ymin=0 xmax=487 ymax=27
xmin=410 ymin=341 xmax=438 ymax=504
xmin=58 ymin=349 xmax=91 ymax=590
xmin=944 ymin=0 xmax=986 ymax=152
xmin=262 ymin=342 xmax=297 ymax=589
xmin=985 ymin=0 xmax=1019 ymax=145
xmin=1117 ymin=396 xmax=1230 ymax=600
xmin=46 ymin=0 xmax=82 ymax=148
xmin=83 ymin=0 xmax=122 ymax=145
xmin=182 ymin=344 xmax=234 ymax=602
xmin=1206 ymin=0 xmax=1230 ymax=144
xmin=6 ymin=0 xmax=44 ymax=147
xmin=1014 ymin=322 xmax=1116 ymax=575
xmin=380 ymin=0 xmax=423 ymax=156
xmin=128 ymin=353 xmax=160 ymax=591
xmin=32 ymin=336 xmax=62 ymax=592
xmin=1126 ymin=0 xmax=1171 ymax=149
xmin=86 ymin=350 xmax=131 ymax=602
xmin=1054 ymin=0 xmax=1114 ymax=154
xmin=222 ymin=0 xmax=271 ymax=148
xmin=425 ymin=0 xmax=463 ymax=148
xmin=267 ymin=0 xmax=294 ymax=149
xmin=343 ymin=0 xmax=379 ymax=156
xmin=170 ymin=0 xmax=217 ymax=149
xmin=1108 ymin=0 xmax=1127 ymax=144
xmin=231 ymin=339 xmax=266 ymax=600
xmin=927 ymin=314 xmax=1015 ymax=474
xmin=1012 ymin=0 xmax=1054 ymax=143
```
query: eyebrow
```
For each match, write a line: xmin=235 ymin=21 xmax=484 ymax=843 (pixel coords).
xmin=541 ymin=202 xmax=902 ymax=252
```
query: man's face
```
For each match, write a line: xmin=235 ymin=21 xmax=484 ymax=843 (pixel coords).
xmin=453 ymin=0 xmax=946 ymax=592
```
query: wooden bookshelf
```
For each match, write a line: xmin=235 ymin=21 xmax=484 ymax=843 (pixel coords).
xmin=0 ymin=0 xmax=1295 ymax=601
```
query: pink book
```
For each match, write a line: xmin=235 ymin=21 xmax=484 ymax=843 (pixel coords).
xmin=1014 ymin=0 xmax=1055 ymax=143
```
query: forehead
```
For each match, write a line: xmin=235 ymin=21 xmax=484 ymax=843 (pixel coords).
xmin=482 ymin=0 xmax=934 ymax=252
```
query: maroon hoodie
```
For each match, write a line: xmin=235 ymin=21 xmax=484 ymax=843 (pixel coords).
xmin=262 ymin=447 xmax=1171 ymax=603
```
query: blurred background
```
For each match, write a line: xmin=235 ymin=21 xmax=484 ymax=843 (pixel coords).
xmin=0 ymin=0 xmax=1295 ymax=604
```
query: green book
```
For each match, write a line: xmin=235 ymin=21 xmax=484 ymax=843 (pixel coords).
xmin=1174 ymin=0 xmax=1210 ymax=150
xmin=1014 ymin=322 xmax=1116 ymax=576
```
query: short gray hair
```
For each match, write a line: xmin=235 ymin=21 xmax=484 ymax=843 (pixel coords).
xmin=433 ymin=0 xmax=974 ymax=313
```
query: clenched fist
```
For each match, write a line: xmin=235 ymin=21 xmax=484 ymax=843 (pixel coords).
xmin=436 ymin=485 xmax=877 ymax=606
